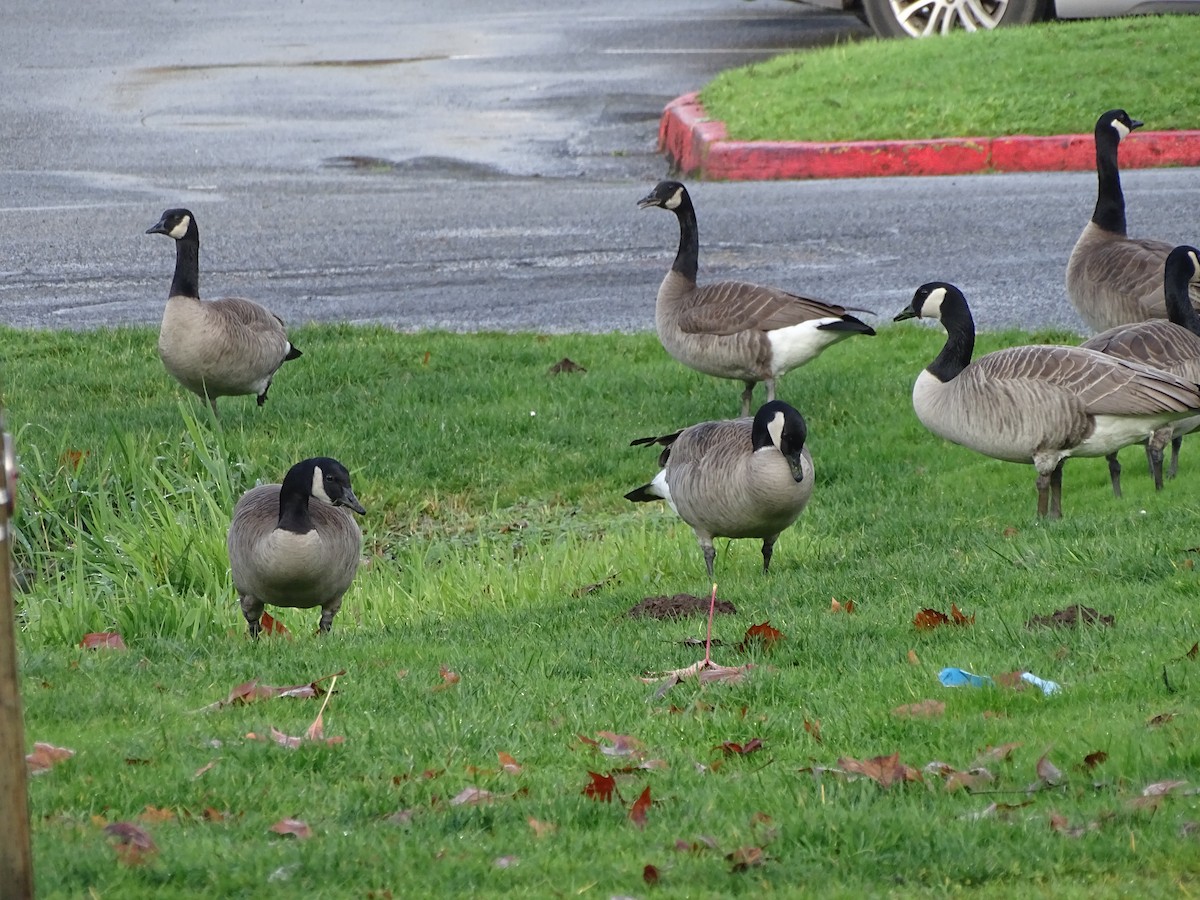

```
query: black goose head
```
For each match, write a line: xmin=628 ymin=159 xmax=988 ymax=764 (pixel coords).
xmin=1096 ymin=109 xmax=1143 ymax=144
xmin=286 ymin=457 xmax=366 ymax=515
xmin=893 ymin=281 xmax=964 ymax=323
xmin=752 ymin=400 xmax=808 ymax=483
xmin=637 ymin=180 xmax=689 ymax=211
xmin=146 ymin=208 xmax=198 ymax=242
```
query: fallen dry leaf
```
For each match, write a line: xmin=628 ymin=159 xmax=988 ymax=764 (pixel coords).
xmin=498 ymin=751 xmax=522 ymax=775
xmin=1080 ymin=751 xmax=1108 ymax=772
xmin=193 ymin=760 xmax=218 ymax=779
xmin=973 ymin=742 xmax=1021 ymax=766
xmin=571 ymin=573 xmax=617 ymax=597
xmin=26 ymin=742 xmax=74 ymax=775
xmin=830 ymin=598 xmax=856 ymax=613
xmin=80 ymin=632 xmax=126 ymax=651
xmin=1147 ymin=712 xmax=1177 ymax=728
xmin=450 ymin=787 xmax=495 ymax=807
xmin=432 ymin=665 xmax=460 ymax=692
xmin=1048 ymin=809 xmax=1098 ymax=838
xmin=643 ymin=864 xmax=660 ymax=885
xmin=950 ymin=603 xmax=975 ymax=625
xmin=104 ymin=821 xmax=157 ymax=866
xmin=1025 ymin=605 xmax=1114 ymax=629
xmin=804 ymin=718 xmax=822 ymax=744
xmin=628 ymin=786 xmax=652 ymax=829
xmin=716 ymin=739 xmax=763 ymax=757
xmin=1187 ymin=642 xmax=1199 ymax=661
xmin=737 ymin=621 xmax=784 ymax=653
xmin=913 ymin=608 xmax=950 ymax=630
xmin=907 ymin=649 xmax=920 ymax=665
xmin=269 ymin=818 xmax=312 ymax=839
xmin=257 ymin=611 xmax=291 ymax=638
xmin=726 ymin=846 xmax=767 ymax=872
xmin=547 ymin=356 xmax=586 ymax=375
xmin=891 ymin=699 xmax=945 ymax=719
xmin=582 ymin=771 xmax=617 ymax=803
xmin=138 ymin=805 xmax=175 ymax=824
xmin=838 ymin=752 xmax=921 ymax=789
xmin=527 ymin=817 xmax=557 ymax=838
xmin=1031 ymin=753 xmax=1065 ymax=791
xmin=199 ymin=670 xmax=344 ymax=712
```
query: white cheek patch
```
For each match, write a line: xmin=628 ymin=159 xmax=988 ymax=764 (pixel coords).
xmin=1112 ymin=120 xmax=1131 ymax=142
xmin=664 ymin=188 xmax=683 ymax=210
xmin=310 ymin=465 xmax=334 ymax=504
xmin=1189 ymin=251 xmax=1200 ymax=281
xmin=921 ymin=286 xmax=948 ymax=320
xmin=766 ymin=411 xmax=786 ymax=450
xmin=168 ymin=215 xmax=191 ymax=240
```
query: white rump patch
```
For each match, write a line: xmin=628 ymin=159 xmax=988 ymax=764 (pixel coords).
xmin=310 ymin=465 xmax=334 ymax=504
xmin=167 ymin=214 xmax=191 ymax=240
xmin=766 ymin=318 xmax=851 ymax=373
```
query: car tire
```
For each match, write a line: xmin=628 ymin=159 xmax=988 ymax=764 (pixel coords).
xmin=861 ymin=0 xmax=1050 ymax=38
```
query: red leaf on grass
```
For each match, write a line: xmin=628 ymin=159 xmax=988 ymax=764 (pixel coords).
xmin=138 ymin=805 xmax=175 ymax=824
xmin=81 ymin=632 xmax=126 ymax=651
xmin=200 ymin=670 xmax=344 ymax=711
xmin=891 ymin=700 xmax=945 ymax=719
xmin=582 ymin=771 xmax=616 ymax=803
xmin=257 ymin=612 xmax=291 ymax=638
xmin=737 ymin=621 xmax=784 ymax=653
xmin=830 ymin=598 xmax=856 ymax=613
xmin=270 ymin=818 xmax=311 ymax=839
xmin=498 ymin=751 xmax=522 ymax=774
xmin=643 ymin=864 xmax=660 ymax=885
xmin=716 ymin=738 xmax=763 ymax=757
xmin=1081 ymin=751 xmax=1108 ymax=771
xmin=104 ymin=821 xmax=157 ymax=865
xmin=432 ymin=665 xmax=460 ymax=692
xmin=26 ymin=742 xmax=74 ymax=774
xmin=950 ymin=603 xmax=975 ymax=626
xmin=629 ymin=786 xmax=652 ymax=829
xmin=913 ymin=608 xmax=950 ymax=630
xmin=803 ymin=719 xmax=822 ymax=744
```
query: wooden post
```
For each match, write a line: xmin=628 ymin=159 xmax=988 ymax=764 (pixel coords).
xmin=0 ymin=412 xmax=34 ymax=898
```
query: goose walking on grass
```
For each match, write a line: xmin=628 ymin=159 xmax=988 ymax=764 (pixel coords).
xmin=638 ymin=181 xmax=875 ymax=416
xmin=625 ymin=400 xmax=813 ymax=577
xmin=1065 ymin=110 xmax=1200 ymax=331
xmin=1081 ymin=245 xmax=1200 ymax=495
xmin=228 ymin=457 xmax=365 ymax=637
xmin=147 ymin=208 xmax=301 ymax=417
xmin=894 ymin=282 xmax=1200 ymax=519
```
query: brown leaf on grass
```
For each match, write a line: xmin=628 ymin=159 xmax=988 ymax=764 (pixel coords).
xmin=547 ymin=357 xmax=586 ymax=375
xmin=993 ymin=670 xmax=1028 ymax=691
xmin=803 ymin=718 xmax=822 ymax=744
xmin=830 ymin=597 xmax=856 ymax=613
xmin=527 ymin=817 xmax=557 ymax=838
xmin=628 ymin=786 xmax=652 ymax=829
xmin=199 ymin=670 xmax=344 ymax=711
xmin=450 ymin=787 xmax=496 ymax=806
xmin=973 ymin=742 xmax=1021 ymax=766
xmin=26 ymin=742 xmax=74 ymax=775
xmin=80 ymin=632 xmax=126 ymax=651
xmin=432 ymin=665 xmax=460 ymax=692
xmin=643 ymin=864 xmax=660 ymax=885
xmin=1147 ymin=712 xmax=1177 ymax=728
xmin=891 ymin=699 xmax=945 ymax=719
xmin=961 ymin=800 xmax=1033 ymax=821
xmin=498 ymin=751 xmax=522 ymax=775
xmin=571 ymin=573 xmax=617 ymax=597
xmin=726 ymin=846 xmax=767 ymax=872
xmin=193 ymin=760 xmax=218 ymax=779
xmin=838 ymin=752 xmax=922 ymax=788
xmin=913 ymin=608 xmax=950 ymax=630
xmin=1080 ymin=751 xmax=1108 ymax=772
xmin=270 ymin=818 xmax=312 ymax=839
xmin=59 ymin=448 xmax=89 ymax=469
xmin=138 ymin=805 xmax=176 ymax=824
xmin=1048 ymin=810 xmax=1098 ymax=838
xmin=257 ymin=611 xmax=291 ymax=638
xmin=1141 ymin=779 xmax=1189 ymax=797
xmin=1025 ymin=605 xmax=1114 ymax=629
xmin=944 ymin=768 xmax=995 ymax=793
xmin=1029 ymin=753 xmax=1065 ymax=791
xmin=951 ymin=604 xmax=975 ymax=625
xmin=737 ymin=621 xmax=784 ymax=653
xmin=642 ymin=660 xmax=755 ymax=697
xmin=716 ymin=739 xmax=763 ymax=757
xmin=578 ymin=731 xmax=645 ymax=759
xmin=907 ymin=649 xmax=920 ymax=665
xmin=1187 ymin=642 xmax=1199 ymax=661
xmin=104 ymin=821 xmax=157 ymax=866
xmin=582 ymin=771 xmax=617 ymax=803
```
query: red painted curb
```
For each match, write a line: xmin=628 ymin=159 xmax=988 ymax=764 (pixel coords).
xmin=660 ymin=92 xmax=1200 ymax=180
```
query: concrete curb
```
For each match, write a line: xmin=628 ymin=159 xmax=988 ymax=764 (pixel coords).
xmin=659 ymin=92 xmax=1200 ymax=180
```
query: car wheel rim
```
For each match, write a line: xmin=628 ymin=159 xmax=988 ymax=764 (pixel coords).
xmin=889 ymin=0 xmax=1008 ymax=36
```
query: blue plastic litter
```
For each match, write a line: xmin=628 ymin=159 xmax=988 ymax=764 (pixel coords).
xmin=938 ymin=666 xmax=1061 ymax=695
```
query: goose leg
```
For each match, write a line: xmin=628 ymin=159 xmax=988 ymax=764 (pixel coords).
xmin=1035 ymin=471 xmax=1051 ymax=518
xmin=699 ymin=540 xmax=716 ymax=580
xmin=761 ymin=535 xmax=779 ymax=574
xmin=318 ymin=596 xmax=344 ymax=634
xmin=1168 ymin=435 xmax=1184 ymax=479
xmin=740 ymin=382 xmax=755 ymax=417
xmin=1049 ymin=461 xmax=1064 ymax=519
xmin=1146 ymin=427 xmax=1170 ymax=491
xmin=1106 ymin=453 xmax=1122 ymax=499
xmin=240 ymin=595 xmax=264 ymax=638
xmin=764 ymin=378 xmax=776 ymax=403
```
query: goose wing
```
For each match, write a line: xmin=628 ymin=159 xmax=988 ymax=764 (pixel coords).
xmin=1083 ymin=320 xmax=1200 ymax=374
xmin=676 ymin=282 xmax=858 ymax=336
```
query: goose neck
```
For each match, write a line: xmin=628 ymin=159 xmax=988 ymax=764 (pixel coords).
xmin=927 ymin=302 xmax=975 ymax=382
xmin=170 ymin=237 xmax=201 ymax=299
xmin=1166 ymin=269 xmax=1200 ymax=334
xmin=1091 ymin=129 xmax=1127 ymax=235
xmin=670 ymin=193 xmax=699 ymax=283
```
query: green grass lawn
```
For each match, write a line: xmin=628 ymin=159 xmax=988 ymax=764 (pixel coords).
xmin=5 ymin=323 xmax=1200 ymax=897
xmin=700 ymin=16 xmax=1200 ymax=142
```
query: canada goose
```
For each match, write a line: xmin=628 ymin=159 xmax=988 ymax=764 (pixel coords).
xmin=228 ymin=457 xmax=366 ymax=637
xmin=638 ymin=181 xmax=875 ymax=416
xmin=625 ymin=400 xmax=813 ymax=577
xmin=146 ymin=208 xmax=301 ymax=416
xmin=894 ymin=282 xmax=1200 ymax=519
xmin=1065 ymin=110 xmax=1200 ymax=331
xmin=1081 ymin=245 xmax=1200 ymax=495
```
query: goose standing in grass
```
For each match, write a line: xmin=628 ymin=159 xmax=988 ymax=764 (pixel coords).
xmin=228 ymin=457 xmax=365 ymax=637
xmin=894 ymin=282 xmax=1200 ymax=519
xmin=1081 ymin=245 xmax=1200 ymax=495
xmin=1065 ymin=110 xmax=1200 ymax=331
xmin=638 ymin=181 xmax=875 ymax=416
xmin=147 ymin=208 xmax=301 ymax=416
xmin=625 ymin=400 xmax=813 ymax=577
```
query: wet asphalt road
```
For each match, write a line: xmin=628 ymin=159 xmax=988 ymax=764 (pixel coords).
xmin=2 ymin=0 xmax=1198 ymax=335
